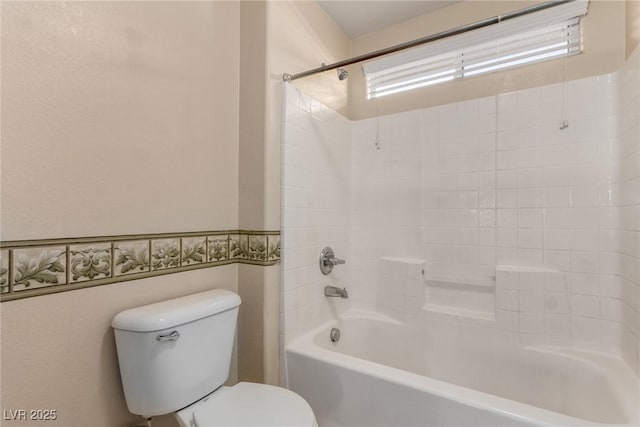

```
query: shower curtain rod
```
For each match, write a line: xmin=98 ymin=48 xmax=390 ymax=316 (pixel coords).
xmin=282 ymin=0 xmax=573 ymax=82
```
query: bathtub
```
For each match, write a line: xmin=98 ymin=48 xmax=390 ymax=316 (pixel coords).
xmin=286 ymin=311 xmax=639 ymax=427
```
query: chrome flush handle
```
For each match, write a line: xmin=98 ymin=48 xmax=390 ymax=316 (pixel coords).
xmin=156 ymin=330 xmax=180 ymax=342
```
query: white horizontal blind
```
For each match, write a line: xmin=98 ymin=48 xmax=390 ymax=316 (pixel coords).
xmin=364 ymin=0 xmax=588 ymax=99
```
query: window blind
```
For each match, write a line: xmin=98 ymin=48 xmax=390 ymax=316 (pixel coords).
xmin=364 ymin=0 xmax=589 ymax=99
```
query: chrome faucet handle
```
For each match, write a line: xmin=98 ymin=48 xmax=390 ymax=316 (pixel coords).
xmin=328 ymin=257 xmax=346 ymax=265
xmin=319 ymin=247 xmax=346 ymax=275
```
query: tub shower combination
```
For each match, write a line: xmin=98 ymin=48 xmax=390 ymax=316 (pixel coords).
xmin=281 ymin=2 xmax=640 ymax=425
xmin=287 ymin=249 xmax=637 ymax=427
xmin=286 ymin=313 xmax=637 ymax=427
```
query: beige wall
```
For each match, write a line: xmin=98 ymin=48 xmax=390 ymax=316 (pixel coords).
xmin=1 ymin=1 xmax=239 ymax=239
xmin=237 ymin=1 xmax=268 ymax=384
xmin=349 ymin=0 xmax=627 ymax=120
xmin=628 ymin=0 xmax=640 ymax=57
xmin=1 ymin=2 xmax=240 ymax=426
xmin=267 ymin=0 xmax=350 ymax=118
xmin=1 ymin=268 xmax=238 ymax=427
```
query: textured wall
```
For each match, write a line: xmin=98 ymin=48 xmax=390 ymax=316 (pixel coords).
xmin=1 ymin=2 xmax=241 ymax=426
xmin=627 ymin=0 xmax=640 ymax=57
xmin=1 ymin=1 xmax=239 ymax=239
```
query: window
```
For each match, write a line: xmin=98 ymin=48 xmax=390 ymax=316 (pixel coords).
xmin=363 ymin=0 xmax=588 ymax=99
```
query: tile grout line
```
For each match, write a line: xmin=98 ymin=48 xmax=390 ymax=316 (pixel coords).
xmin=8 ymin=249 xmax=14 ymax=293
xmin=65 ymin=245 xmax=71 ymax=286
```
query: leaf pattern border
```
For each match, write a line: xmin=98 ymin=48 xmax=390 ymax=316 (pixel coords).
xmin=0 ymin=230 xmax=280 ymax=301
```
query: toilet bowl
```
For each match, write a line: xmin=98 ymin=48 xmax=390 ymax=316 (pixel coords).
xmin=111 ymin=289 xmax=317 ymax=427
xmin=175 ymin=382 xmax=317 ymax=427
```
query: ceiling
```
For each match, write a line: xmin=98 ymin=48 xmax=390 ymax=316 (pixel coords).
xmin=316 ymin=1 xmax=460 ymax=38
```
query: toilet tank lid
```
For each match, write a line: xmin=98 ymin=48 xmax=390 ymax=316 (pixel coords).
xmin=111 ymin=289 xmax=241 ymax=332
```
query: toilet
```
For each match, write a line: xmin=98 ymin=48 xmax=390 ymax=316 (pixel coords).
xmin=111 ymin=289 xmax=317 ymax=427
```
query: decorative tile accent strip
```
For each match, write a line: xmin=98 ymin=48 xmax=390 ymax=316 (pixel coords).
xmin=248 ymin=235 xmax=267 ymax=261
xmin=1 ymin=249 xmax=9 ymax=294
xmin=115 ymin=240 xmax=150 ymax=276
xmin=12 ymin=247 xmax=66 ymax=292
xmin=151 ymin=239 xmax=180 ymax=271
xmin=69 ymin=243 xmax=112 ymax=283
xmin=182 ymin=237 xmax=206 ymax=266
xmin=229 ymin=234 xmax=248 ymax=260
xmin=208 ymin=235 xmax=229 ymax=262
xmin=268 ymin=235 xmax=280 ymax=261
xmin=0 ymin=230 xmax=279 ymax=302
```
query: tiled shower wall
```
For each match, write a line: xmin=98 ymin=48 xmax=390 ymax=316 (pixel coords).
xmin=281 ymin=85 xmax=352 ymax=353
xmin=618 ymin=47 xmax=640 ymax=373
xmin=351 ymin=71 xmax=637 ymax=371
xmin=282 ymin=48 xmax=640 ymax=375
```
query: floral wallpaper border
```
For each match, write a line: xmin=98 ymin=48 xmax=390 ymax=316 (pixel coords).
xmin=0 ymin=230 xmax=280 ymax=302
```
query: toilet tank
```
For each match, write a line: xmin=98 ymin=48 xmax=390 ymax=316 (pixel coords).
xmin=112 ymin=289 xmax=241 ymax=417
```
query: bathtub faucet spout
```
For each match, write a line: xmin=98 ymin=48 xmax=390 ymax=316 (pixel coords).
xmin=324 ymin=286 xmax=349 ymax=298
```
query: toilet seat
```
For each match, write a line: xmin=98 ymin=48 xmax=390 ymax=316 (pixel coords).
xmin=175 ymin=382 xmax=317 ymax=427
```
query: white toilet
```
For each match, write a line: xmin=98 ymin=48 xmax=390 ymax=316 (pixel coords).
xmin=111 ymin=289 xmax=317 ymax=427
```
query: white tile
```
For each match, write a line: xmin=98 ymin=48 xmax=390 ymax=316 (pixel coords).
xmin=601 ymin=298 xmax=623 ymax=322
xmin=571 ymin=207 xmax=599 ymax=229
xmin=518 ymin=272 xmax=543 ymax=291
xmin=498 ymin=150 xmax=518 ymax=170
xmin=519 ymin=209 xmax=544 ymax=228
xmin=544 ymin=229 xmax=571 ymax=250
xmin=570 ymin=252 xmax=599 ymax=274
xmin=544 ymin=250 xmax=571 ymax=271
xmin=543 ymin=167 xmax=571 ymax=187
xmin=496 ymin=289 xmax=519 ymax=311
xmin=518 ymin=169 xmax=542 ymax=188
xmin=545 ymin=208 xmax=572 ymax=228
xmin=478 ymin=97 xmax=497 ymax=115
xmin=496 ymin=270 xmax=519 ymax=289
xmin=518 ymin=229 xmax=544 ymax=249
xmin=520 ymin=313 xmax=545 ymax=334
xmin=545 ymin=293 xmax=570 ymax=314
xmin=519 ymin=291 xmax=545 ymax=312
xmin=544 ymin=187 xmax=571 ymax=207
xmin=570 ymin=273 xmax=600 ymax=296
xmin=518 ymin=248 xmax=544 ymax=266
xmin=572 ymin=315 xmax=600 ymax=340
xmin=545 ymin=273 xmax=568 ymax=292
xmin=498 ymin=190 xmax=518 ymax=208
xmin=518 ymin=148 xmax=542 ymax=168
xmin=497 ymin=170 xmax=518 ymax=189
xmin=600 ymin=319 xmax=624 ymax=345
xmin=498 ymin=209 xmax=518 ymax=228
xmin=518 ymin=188 xmax=543 ymax=208
xmin=571 ymin=186 xmax=599 ymax=207
xmin=571 ymin=229 xmax=599 ymax=251
xmin=572 ymin=294 xmax=600 ymax=318
xmin=545 ymin=314 xmax=571 ymax=336
xmin=496 ymin=310 xmax=519 ymax=331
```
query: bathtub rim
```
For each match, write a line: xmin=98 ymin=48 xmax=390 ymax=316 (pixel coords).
xmin=285 ymin=310 xmax=639 ymax=427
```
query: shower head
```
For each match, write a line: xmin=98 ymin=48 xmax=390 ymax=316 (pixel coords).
xmin=337 ymin=68 xmax=349 ymax=81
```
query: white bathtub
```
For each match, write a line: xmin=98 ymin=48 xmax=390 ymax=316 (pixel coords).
xmin=286 ymin=311 xmax=639 ymax=427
